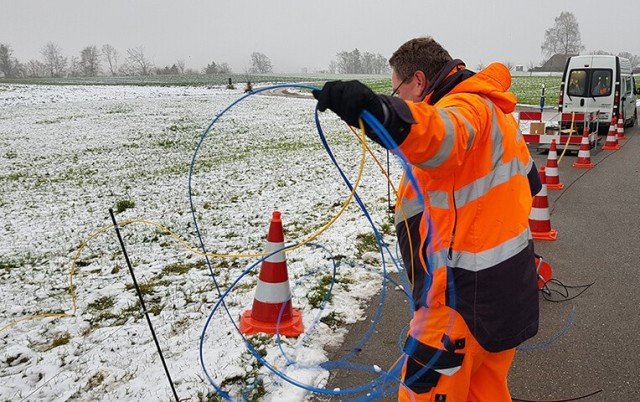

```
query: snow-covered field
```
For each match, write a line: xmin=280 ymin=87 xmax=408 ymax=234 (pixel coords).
xmin=0 ymin=84 xmax=400 ymax=401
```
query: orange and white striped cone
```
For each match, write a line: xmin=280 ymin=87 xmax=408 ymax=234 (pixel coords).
xmin=529 ymin=168 xmax=558 ymax=241
xmin=616 ymin=112 xmax=626 ymax=140
xmin=545 ymin=139 xmax=564 ymax=190
xmin=240 ymin=211 xmax=304 ymax=337
xmin=602 ymin=116 xmax=621 ymax=150
xmin=572 ymin=126 xmax=594 ymax=168
xmin=534 ymin=256 xmax=553 ymax=290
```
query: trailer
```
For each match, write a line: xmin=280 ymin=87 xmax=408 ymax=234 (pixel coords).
xmin=518 ymin=110 xmax=600 ymax=151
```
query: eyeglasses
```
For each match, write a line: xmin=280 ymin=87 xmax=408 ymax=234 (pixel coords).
xmin=391 ymin=74 xmax=412 ymax=97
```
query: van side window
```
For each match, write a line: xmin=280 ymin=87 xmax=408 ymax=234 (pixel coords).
xmin=568 ymin=70 xmax=587 ymax=96
xmin=590 ymin=70 xmax=612 ymax=97
xmin=625 ymin=77 xmax=632 ymax=95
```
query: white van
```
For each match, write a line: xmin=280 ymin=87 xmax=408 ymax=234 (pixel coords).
xmin=558 ymin=55 xmax=638 ymax=133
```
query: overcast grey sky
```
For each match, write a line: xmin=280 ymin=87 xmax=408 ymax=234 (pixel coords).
xmin=2 ymin=0 xmax=639 ymax=73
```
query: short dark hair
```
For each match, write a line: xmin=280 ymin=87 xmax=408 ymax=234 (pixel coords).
xmin=389 ymin=37 xmax=453 ymax=81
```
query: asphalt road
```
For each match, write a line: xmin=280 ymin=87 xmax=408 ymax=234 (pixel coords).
xmin=314 ymin=121 xmax=640 ymax=401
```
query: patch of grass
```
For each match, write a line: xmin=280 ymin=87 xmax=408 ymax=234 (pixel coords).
xmin=49 ymin=332 xmax=71 ymax=349
xmin=307 ymin=274 xmax=355 ymax=308
xmin=320 ymin=311 xmax=346 ymax=330
xmin=111 ymin=264 xmax=121 ymax=274
xmin=87 ymin=296 xmax=116 ymax=311
xmin=364 ymin=79 xmax=392 ymax=94
xmin=106 ymin=105 xmax=132 ymax=114
xmin=86 ymin=371 xmax=105 ymax=389
xmin=6 ymin=353 xmax=29 ymax=366
xmin=115 ymin=199 xmax=135 ymax=213
xmin=0 ymin=172 xmax=26 ymax=182
xmin=355 ymin=232 xmax=379 ymax=257
xmin=4 ymin=150 xmax=17 ymax=159
xmin=161 ymin=259 xmax=205 ymax=276
xmin=124 ymin=278 xmax=171 ymax=295
xmin=220 ymin=337 xmax=270 ymax=402
xmin=197 ymin=391 xmax=225 ymax=402
xmin=0 ymin=254 xmax=45 ymax=271
xmin=307 ymin=274 xmax=334 ymax=308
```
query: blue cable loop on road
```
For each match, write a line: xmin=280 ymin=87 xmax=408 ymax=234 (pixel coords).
xmin=190 ymin=84 xmax=457 ymax=400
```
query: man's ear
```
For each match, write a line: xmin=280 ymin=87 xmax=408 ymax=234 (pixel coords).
xmin=414 ymin=70 xmax=428 ymax=93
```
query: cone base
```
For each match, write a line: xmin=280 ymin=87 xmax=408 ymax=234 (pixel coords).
xmin=617 ymin=134 xmax=626 ymax=140
xmin=537 ymin=261 xmax=553 ymax=290
xmin=602 ymin=144 xmax=621 ymax=150
xmin=546 ymin=183 xmax=564 ymax=190
xmin=532 ymin=229 xmax=558 ymax=241
xmin=572 ymin=161 xmax=594 ymax=168
xmin=240 ymin=308 xmax=304 ymax=337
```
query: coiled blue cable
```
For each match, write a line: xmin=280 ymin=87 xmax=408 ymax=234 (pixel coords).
xmin=191 ymin=84 xmax=454 ymax=400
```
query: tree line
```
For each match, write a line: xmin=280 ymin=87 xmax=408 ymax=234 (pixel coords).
xmin=0 ymin=42 xmax=282 ymax=78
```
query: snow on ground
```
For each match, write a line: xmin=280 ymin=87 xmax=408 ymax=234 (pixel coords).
xmin=0 ymin=83 xmax=401 ymax=401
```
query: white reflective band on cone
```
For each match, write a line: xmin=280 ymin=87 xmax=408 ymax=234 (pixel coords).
xmin=254 ymin=280 xmax=291 ymax=303
xmin=546 ymin=167 xmax=558 ymax=176
xmin=264 ymin=241 xmax=286 ymax=263
xmin=529 ymin=207 xmax=550 ymax=221
xmin=548 ymin=151 xmax=557 ymax=159
xmin=578 ymin=150 xmax=590 ymax=158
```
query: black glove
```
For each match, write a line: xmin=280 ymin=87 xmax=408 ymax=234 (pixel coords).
xmin=313 ymin=81 xmax=415 ymax=148
xmin=312 ymin=80 xmax=385 ymax=127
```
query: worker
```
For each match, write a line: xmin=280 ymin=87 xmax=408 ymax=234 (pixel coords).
xmin=313 ymin=37 xmax=540 ymax=401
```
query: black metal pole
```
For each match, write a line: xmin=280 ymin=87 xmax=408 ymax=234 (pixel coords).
xmin=108 ymin=208 xmax=180 ymax=402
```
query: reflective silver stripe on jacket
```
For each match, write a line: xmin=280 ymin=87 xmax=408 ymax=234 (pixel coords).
xmin=428 ymin=191 xmax=449 ymax=209
xmin=454 ymin=157 xmax=527 ymax=208
xmin=447 ymin=227 xmax=531 ymax=271
xmin=452 ymin=99 xmax=528 ymax=209
xmin=394 ymin=196 xmax=424 ymax=226
xmin=416 ymin=109 xmax=455 ymax=169
xmin=448 ymin=107 xmax=476 ymax=151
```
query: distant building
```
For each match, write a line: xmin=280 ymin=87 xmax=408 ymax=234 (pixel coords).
xmin=515 ymin=65 xmax=524 ymax=72
xmin=530 ymin=54 xmax=577 ymax=72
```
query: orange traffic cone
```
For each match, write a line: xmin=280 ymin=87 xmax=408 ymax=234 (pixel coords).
xmin=572 ymin=126 xmax=594 ymax=168
xmin=240 ymin=211 xmax=304 ymax=337
xmin=534 ymin=256 xmax=553 ymax=290
xmin=616 ymin=112 xmax=626 ymax=140
xmin=602 ymin=117 xmax=621 ymax=150
xmin=545 ymin=139 xmax=564 ymax=190
xmin=529 ymin=168 xmax=558 ymax=241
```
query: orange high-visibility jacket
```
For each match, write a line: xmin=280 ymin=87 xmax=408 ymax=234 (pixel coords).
xmin=393 ymin=62 xmax=539 ymax=352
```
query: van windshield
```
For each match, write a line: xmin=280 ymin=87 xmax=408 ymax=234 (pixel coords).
xmin=567 ymin=69 xmax=612 ymax=97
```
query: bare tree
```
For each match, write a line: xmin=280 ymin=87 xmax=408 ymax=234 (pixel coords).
xmin=249 ymin=52 xmax=273 ymax=73
xmin=68 ymin=56 xmax=82 ymax=77
xmin=476 ymin=62 xmax=486 ymax=70
xmin=0 ymin=43 xmax=19 ymax=78
xmin=126 ymin=46 xmax=152 ymax=76
xmin=101 ymin=44 xmax=119 ymax=76
xmin=25 ymin=59 xmax=47 ymax=77
xmin=79 ymin=45 xmax=101 ymax=76
xmin=176 ymin=59 xmax=185 ymax=74
xmin=618 ymin=52 xmax=640 ymax=69
xmin=541 ymin=11 xmax=584 ymax=58
xmin=336 ymin=49 xmax=362 ymax=74
xmin=328 ymin=60 xmax=337 ymax=74
xmin=41 ymin=42 xmax=67 ymax=77
xmin=503 ymin=61 xmax=515 ymax=71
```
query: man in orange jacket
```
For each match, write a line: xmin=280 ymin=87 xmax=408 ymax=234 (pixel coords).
xmin=313 ymin=37 xmax=541 ymax=401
